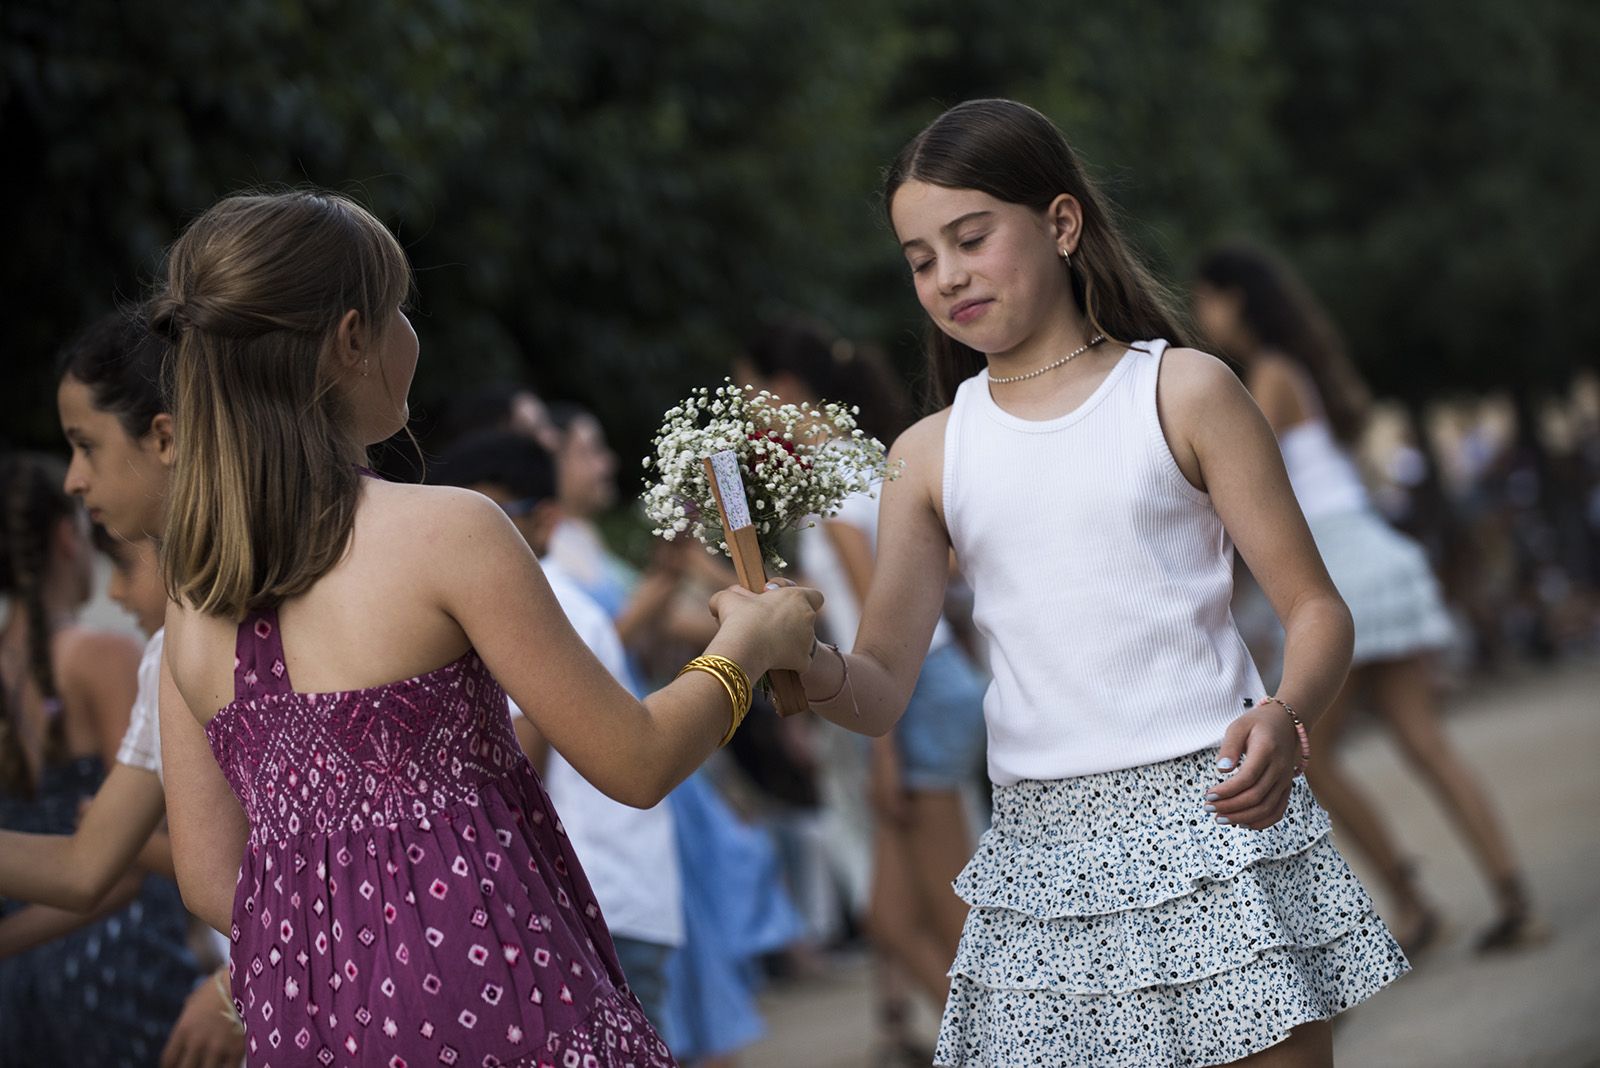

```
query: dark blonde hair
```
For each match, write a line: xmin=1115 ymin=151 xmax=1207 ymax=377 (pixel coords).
xmin=884 ymin=99 xmax=1191 ymax=407
xmin=151 ymin=190 xmax=412 ymax=618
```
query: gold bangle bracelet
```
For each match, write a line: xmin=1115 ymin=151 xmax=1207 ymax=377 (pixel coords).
xmin=678 ymin=654 xmax=753 ymax=746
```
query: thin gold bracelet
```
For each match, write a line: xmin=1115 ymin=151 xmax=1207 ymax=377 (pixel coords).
xmin=678 ymin=654 xmax=753 ymax=746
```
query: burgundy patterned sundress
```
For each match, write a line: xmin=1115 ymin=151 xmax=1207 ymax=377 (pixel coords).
xmin=205 ymin=607 xmax=676 ymax=1068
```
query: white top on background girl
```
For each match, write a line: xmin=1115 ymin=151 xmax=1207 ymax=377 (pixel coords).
xmin=797 ymin=99 xmax=1406 ymax=1067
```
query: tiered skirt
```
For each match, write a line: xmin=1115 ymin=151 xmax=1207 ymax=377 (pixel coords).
xmin=935 ymin=748 xmax=1409 ymax=1066
xmin=1309 ymin=510 xmax=1455 ymax=664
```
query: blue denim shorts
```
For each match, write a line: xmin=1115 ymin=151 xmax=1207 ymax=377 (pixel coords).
xmin=898 ymin=643 xmax=988 ymax=791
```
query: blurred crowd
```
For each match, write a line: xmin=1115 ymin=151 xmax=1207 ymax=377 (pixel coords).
xmin=2 ymin=272 xmax=1594 ymax=1068
xmin=1369 ymin=384 xmax=1600 ymax=668
xmin=390 ymin=328 xmax=1598 ymax=1064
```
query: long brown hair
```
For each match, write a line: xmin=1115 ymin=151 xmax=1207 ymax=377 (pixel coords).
xmin=0 ymin=454 xmax=74 ymax=796
xmin=1195 ymin=244 xmax=1371 ymax=443
xmin=884 ymin=99 xmax=1192 ymax=408
xmin=151 ymin=190 xmax=412 ymax=618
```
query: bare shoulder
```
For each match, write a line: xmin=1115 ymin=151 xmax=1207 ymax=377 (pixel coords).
xmin=896 ymin=407 xmax=952 ymax=448
xmin=52 ymin=626 xmax=142 ymax=737
xmin=357 ymin=481 xmax=531 ymax=601
xmin=886 ymin=408 xmax=951 ymax=509
xmin=360 ymin=481 xmax=515 ymax=546
xmin=53 ymin=625 xmax=142 ymax=679
xmin=1245 ymin=351 xmax=1313 ymax=428
xmin=1160 ymin=346 xmax=1248 ymax=399
xmin=1250 ymin=351 xmax=1301 ymax=390
xmin=1159 ymin=346 xmax=1256 ymax=418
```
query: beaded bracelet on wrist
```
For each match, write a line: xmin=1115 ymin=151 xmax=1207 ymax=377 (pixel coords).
xmin=1259 ymin=695 xmax=1311 ymax=774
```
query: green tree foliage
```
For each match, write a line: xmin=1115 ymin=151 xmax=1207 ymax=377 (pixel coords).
xmin=2 ymin=0 xmax=1593 ymax=461
xmin=1262 ymin=0 xmax=1600 ymax=400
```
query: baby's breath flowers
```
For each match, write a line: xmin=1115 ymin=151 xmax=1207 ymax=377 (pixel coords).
xmin=642 ymin=379 xmax=900 ymax=569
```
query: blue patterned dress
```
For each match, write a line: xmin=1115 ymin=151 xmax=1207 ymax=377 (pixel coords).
xmin=0 ymin=755 xmax=201 ymax=1067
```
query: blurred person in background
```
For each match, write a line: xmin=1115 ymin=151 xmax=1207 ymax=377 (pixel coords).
xmin=0 ymin=452 xmax=203 ymax=1066
xmin=737 ymin=320 xmax=988 ymax=1064
xmin=483 ymin=394 xmax=806 ymax=1066
xmin=1 ymin=530 xmax=245 ymax=1068
xmin=1195 ymin=243 xmax=1546 ymax=954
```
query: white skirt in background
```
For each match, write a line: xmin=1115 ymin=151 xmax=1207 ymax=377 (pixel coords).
xmin=1309 ymin=509 xmax=1454 ymax=665
xmin=935 ymin=748 xmax=1409 ymax=1067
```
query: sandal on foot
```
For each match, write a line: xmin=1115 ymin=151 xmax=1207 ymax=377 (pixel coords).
xmin=1397 ymin=907 xmax=1443 ymax=960
xmin=1474 ymin=909 xmax=1551 ymax=954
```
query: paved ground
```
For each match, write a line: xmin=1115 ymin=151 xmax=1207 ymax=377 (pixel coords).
xmin=748 ymin=657 xmax=1600 ymax=1068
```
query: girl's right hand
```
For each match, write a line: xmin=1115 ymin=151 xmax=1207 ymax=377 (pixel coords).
xmin=708 ymin=582 xmax=824 ymax=674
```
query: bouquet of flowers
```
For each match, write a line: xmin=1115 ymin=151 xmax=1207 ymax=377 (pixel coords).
xmin=642 ymin=379 xmax=900 ymax=570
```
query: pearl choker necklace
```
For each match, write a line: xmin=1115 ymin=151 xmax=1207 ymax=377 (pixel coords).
xmin=988 ymin=334 xmax=1106 ymax=384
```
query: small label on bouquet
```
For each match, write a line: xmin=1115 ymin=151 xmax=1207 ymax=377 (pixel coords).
xmin=708 ymin=450 xmax=753 ymax=530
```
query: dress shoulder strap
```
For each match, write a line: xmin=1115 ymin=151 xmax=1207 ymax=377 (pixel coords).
xmin=234 ymin=608 xmax=293 ymax=702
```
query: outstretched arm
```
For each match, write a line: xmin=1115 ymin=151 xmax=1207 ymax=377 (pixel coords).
xmin=0 ymin=870 xmax=144 ymax=958
xmin=798 ymin=414 xmax=953 ymax=737
xmin=437 ymin=493 xmax=821 ymax=809
xmin=0 ymin=763 xmax=167 ymax=912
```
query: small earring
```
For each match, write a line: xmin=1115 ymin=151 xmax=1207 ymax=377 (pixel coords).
xmin=362 ymin=360 xmax=370 ymax=378
xmin=1060 ymin=247 xmax=1072 ymax=269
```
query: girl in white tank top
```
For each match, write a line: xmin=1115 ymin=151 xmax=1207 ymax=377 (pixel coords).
xmin=793 ymin=100 xmax=1407 ymax=1067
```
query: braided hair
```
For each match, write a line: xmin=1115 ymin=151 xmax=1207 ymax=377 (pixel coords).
xmin=0 ymin=453 xmax=76 ymax=796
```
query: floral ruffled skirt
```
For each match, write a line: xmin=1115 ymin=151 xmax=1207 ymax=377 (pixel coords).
xmin=935 ymin=748 xmax=1409 ymax=1067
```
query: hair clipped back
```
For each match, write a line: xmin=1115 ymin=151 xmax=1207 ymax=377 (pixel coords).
xmin=884 ymin=99 xmax=1191 ymax=407
xmin=156 ymin=190 xmax=412 ymax=618
xmin=54 ymin=312 xmax=170 ymax=439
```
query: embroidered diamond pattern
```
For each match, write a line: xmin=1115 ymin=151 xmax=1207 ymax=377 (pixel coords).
xmin=206 ymin=619 xmax=672 ymax=1066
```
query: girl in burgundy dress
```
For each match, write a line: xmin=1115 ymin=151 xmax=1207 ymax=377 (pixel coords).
xmin=154 ymin=190 xmax=821 ymax=1068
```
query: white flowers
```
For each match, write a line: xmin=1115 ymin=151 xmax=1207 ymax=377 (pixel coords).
xmin=642 ymin=379 xmax=901 ymax=569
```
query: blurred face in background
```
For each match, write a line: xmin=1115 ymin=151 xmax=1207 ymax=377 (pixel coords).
xmin=105 ymin=536 xmax=167 ymax=636
xmin=557 ymin=414 xmax=617 ymax=518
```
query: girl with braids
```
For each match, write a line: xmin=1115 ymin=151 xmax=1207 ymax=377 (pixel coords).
xmin=153 ymin=189 xmax=818 ymax=1068
xmin=797 ymin=99 xmax=1409 ymax=1066
xmin=0 ymin=451 xmax=202 ymax=1066
xmin=0 ymin=314 xmax=243 ymax=1068
xmin=1193 ymin=243 xmax=1545 ymax=955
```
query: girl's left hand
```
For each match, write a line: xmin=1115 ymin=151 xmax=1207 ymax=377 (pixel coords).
xmin=1205 ymin=706 xmax=1301 ymax=830
xmin=159 ymin=968 xmax=244 ymax=1068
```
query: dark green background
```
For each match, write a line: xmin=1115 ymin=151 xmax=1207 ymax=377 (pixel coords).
xmin=5 ymin=0 xmax=1596 ymax=467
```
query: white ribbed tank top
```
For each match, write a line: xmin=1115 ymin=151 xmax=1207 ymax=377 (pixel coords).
xmin=944 ymin=339 xmax=1265 ymax=785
